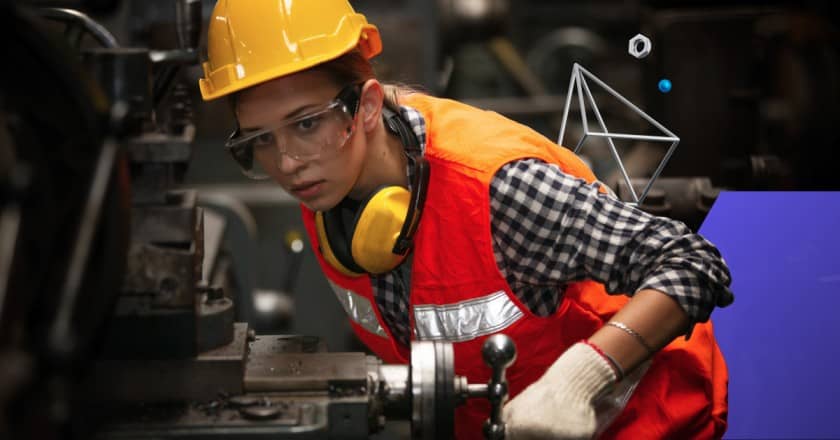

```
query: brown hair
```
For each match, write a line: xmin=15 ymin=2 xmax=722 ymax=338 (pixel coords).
xmin=316 ymin=50 xmax=415 ymax=113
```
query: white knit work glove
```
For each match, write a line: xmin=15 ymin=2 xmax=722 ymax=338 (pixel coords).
xmin=502 ymin=342 xmax=617 ymax=440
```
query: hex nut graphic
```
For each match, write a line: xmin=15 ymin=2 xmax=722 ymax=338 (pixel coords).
xmin=628 ymin=33 xmax=652 ymax=59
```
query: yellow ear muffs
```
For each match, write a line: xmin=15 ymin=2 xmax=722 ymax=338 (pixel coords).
xmin=314 ymin=107 xmax=430 ymax=277
xmin=350 ymin=186 xmax=411 ymax=275
xmin=314 ymin=186 xmax=412 ymax=277
xmin=315 ymin=211 xmax=361 ymax=277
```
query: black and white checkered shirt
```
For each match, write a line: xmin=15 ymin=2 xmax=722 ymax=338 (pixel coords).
xmin=371 ymin=105 xmax=734 ymax=347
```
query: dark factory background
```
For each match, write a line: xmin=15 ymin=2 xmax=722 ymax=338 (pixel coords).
xmin=1 ymin=0 xmax=839 ymax=439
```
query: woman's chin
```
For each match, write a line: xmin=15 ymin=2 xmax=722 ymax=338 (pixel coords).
xmin=300 ymin=195 xmax=340 ymax=212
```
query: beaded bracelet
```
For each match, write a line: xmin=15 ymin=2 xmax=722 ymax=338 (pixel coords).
xmin=606 ymin=321 xmax=655 ymax=355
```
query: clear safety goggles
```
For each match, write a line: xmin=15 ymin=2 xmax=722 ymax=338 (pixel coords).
xmin=226 ymin=84 xmax=361 ymax=179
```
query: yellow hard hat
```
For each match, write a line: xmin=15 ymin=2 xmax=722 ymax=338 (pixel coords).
xmin=199 ymin=0 xmax=382 ymax=101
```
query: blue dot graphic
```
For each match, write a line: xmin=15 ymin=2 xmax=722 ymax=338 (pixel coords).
xmin=658 ymin=78 xmax=672 ymax=93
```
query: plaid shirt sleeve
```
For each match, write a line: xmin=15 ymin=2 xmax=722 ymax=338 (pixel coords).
xmin=489 ymin=159 xmax=734 ymax=325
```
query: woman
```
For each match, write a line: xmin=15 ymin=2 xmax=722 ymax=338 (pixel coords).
xmin=199 ymin=1 xmax=734 ymax=439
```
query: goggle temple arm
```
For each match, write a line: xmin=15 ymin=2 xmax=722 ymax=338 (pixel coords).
xmin=336 ymin=82 xmax=364 ymax=118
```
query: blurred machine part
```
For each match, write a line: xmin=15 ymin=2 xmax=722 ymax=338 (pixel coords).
xmin=438 ymin=0 xmax=510 ymax=46
xmin=641 ymin=4 xmax=840 ymax=190
xmin=52 ymin=0 xmax=231 ymax=360
xmin=615 ymin=177 xmax=720 ymax=231
xmin=0 ymin=1 xmax=131 ymax=438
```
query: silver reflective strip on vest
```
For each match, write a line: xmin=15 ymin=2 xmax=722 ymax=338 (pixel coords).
xmin=414 ymin=290 xmax=523 ymax=342
xmin=327 ymin=280 xmax=388 ymax=338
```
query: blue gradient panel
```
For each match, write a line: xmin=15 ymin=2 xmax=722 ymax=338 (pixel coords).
xmin=699 ymin=192 xmax=840 ymax=439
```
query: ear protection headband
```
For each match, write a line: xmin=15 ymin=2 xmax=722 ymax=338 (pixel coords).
xmin=315 ymin=105 xmax=430 ymax=276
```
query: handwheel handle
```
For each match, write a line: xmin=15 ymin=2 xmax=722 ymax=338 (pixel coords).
xmin=481 ymin=334 xmax=516 ymax=440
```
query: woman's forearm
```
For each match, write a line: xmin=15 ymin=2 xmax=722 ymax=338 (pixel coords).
xmin=588 ymin=288 xmax=690 ymax=374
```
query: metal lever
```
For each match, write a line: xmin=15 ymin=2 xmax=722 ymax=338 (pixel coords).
xmin=482 ymin=334 xmax=516 ymax=440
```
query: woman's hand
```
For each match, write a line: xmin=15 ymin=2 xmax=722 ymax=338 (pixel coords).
xmin=502 ymin=342 xmax=616 ymax=440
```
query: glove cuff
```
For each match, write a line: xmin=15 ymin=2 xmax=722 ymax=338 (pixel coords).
xmin=544 ymin=342 xmax=618 ymax=405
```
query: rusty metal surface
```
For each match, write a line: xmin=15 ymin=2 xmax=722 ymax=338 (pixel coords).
xmin=251 ymin=334 xmax=326 ymax=354
xmin=122 ymin=203 xmax=202 ymax=309
xmin=122 ymin=197 xmax=203 ymax=311
xmin=91 ymin=327 xmax=380 ymax=439
xmin=244 ymin=336 xmax=372 ymax=392
xmin=93 ymin=396 xmax=328 ymax=439
xmin=122 ymin=241 xmax=198 ymax=307
xmin=245 ymin=352 xmax=370 ymax=392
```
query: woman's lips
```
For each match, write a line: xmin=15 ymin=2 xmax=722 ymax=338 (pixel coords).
xmin=291 ymin=180 xmax=324 ymax=199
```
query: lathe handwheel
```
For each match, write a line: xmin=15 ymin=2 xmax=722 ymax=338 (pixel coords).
xmin=410 ymin=340 xmax=456 ymax=439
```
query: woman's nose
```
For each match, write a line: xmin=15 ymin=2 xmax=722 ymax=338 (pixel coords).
xmin=276 ymin=151 xmax=305 ymax=174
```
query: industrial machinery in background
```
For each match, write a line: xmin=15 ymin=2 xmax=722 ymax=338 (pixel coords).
xmin=0 ymin=1 xmax=518 ymax=439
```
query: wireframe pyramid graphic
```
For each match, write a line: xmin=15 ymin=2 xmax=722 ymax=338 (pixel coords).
xmin=558 ymin=63 xmax=679 ymax=205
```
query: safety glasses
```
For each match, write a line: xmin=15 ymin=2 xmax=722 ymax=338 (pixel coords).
xmin=226 ymin=84 xmax=361 ymax=179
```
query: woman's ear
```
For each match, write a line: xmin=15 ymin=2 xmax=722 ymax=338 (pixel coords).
xmin=359 ymin=80 xmax=384 ymax=133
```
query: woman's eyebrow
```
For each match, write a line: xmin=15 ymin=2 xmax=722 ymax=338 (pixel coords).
xmin=239 ymin=102 xmax=321 ymax=131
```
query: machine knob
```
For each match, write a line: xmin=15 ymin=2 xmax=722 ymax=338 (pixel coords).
xmin=481 ymin=334 xmax=516 ymax=440
xmin=482 ymin=334 xmax=516 ymax=372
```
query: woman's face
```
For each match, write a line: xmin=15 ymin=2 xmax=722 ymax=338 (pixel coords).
xmin=235 ymin=70 xmax=367 ymax=211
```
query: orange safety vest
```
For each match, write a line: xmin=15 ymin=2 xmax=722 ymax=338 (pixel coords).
xmin=300 ymin=94 xmax=728 ymax=439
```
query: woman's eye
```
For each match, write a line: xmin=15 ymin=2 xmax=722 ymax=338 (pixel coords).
xmin=253 ymin=132 xmax=275 ymax=147
xmin=295 ymin=115 xmax=322 ymax=132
